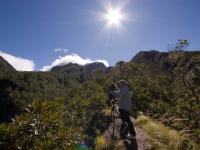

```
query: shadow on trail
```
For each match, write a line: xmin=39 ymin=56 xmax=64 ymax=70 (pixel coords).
xmin=120 ymin=122 xmax=138 ymax=150
xmin=123 ymin=138 xmax=138 ymax=150
xmin=85 ymin=110 xmax=110 ymax=147
xmin=85 ymin=109 xmax=140 ymax=150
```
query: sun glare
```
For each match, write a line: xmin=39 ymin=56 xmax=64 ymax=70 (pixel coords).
xmin=105 ymin=8 xmax=123 ymax=27
xmin=99 ymin=1 xmax=129 ymax=32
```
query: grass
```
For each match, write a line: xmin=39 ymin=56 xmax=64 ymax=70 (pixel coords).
xmin=102 ymin=108 xmax=111 ymax=116
xmin=136 ymin=114 xmax=199 ymax=150
xmin=94 ymin=135 xmax=107 ymax=150
xmin=94 ymin=135 xmax=126 ymax=150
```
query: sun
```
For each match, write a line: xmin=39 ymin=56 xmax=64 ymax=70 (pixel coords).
xmin=103 ymin=6 xmax=125 ymax=28
xmin=98 ymin=1 xmax=129 ymax=31
xmin=105 ymin=8 xmax=123 ymax=26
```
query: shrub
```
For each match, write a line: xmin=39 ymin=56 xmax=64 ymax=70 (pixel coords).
xmin=0 ymin=100 xmax=83 ymax=150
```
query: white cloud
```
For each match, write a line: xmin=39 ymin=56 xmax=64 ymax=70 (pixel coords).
xmin=41 ymin=53 xmax=109 ymax=71
xmin=63 ymin=49 xmax=68 ymax=53
xmin=0 ymin=51 xmax=35 ymax=71
xmin=54 ymin=48 xmax=68 ymax=53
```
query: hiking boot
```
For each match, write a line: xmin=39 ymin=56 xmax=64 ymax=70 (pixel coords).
xmin=125 ymin=133 xmax=135 ymax=139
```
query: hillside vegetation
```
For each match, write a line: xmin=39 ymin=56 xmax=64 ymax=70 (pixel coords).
xmin=0 ymin=41 xmax=199 ymax=149
xmin=137 ymin=114 xmax=199 ymax=150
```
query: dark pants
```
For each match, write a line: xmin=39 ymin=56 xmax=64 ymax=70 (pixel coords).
xmin=119 ymin=108 xmax=136 ymax=136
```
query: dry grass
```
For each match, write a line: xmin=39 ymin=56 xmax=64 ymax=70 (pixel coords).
xmin=136 ymin=114 xmax=199 ymax=150
xmin=102 ymin=108 xmax=111 ymax=116
xmin=94 ymin=135 xmax=107 ymax=150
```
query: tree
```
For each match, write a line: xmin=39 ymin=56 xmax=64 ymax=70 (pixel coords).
xmin=169 ymin=40 xmax=200 ymax=100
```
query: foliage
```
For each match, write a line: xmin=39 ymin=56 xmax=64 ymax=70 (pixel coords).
xmin=0 ymin=72 xmax=68 ymax=122
xmin=0 ymin=100 xmax=83 ymax=150
xmin=136 ymin=114 xmax=199 ymax=150
xmin=0 ymin=44 xmax=199 ymax=147
xmin=111 ymin=48 xmax=200 ymax=142
xmin=94 ymin=136 xmax=107 ymax=150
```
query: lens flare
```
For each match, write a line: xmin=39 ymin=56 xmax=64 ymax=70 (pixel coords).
xmin=105 ymin=8 xmax=123 ymax=27
xmin=98 ymin=1 xmax=129 ymax=32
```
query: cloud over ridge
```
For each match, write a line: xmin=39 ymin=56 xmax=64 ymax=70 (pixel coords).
xmin=0 ymin=51 xmax=35 ymax=71
xmin=41 ymin=53 xmax=109 ymax=71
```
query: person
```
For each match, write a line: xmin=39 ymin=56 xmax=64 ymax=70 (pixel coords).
xmin=110 ymin=79 xmax=136 ymax=139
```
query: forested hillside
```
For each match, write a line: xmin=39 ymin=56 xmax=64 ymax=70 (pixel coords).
xmin=0 ymin=56 xmax=16 ymax=74
xmin=0 ymin=47 xmax=199 ymax=149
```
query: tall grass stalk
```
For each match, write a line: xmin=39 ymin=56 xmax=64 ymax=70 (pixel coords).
xmin=136 ymin=114 xmax=199 ymax=150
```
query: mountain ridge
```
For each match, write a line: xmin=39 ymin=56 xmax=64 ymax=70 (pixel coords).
xmin=131 ymin=50 xmax=200 ymax=73
xmin=0 ymin=56 xmax=16 ymax=73
xmin=51 ymin=62 xmax=107 ymax=74
xmin=1 ymin=50 xmax=200 ymax=74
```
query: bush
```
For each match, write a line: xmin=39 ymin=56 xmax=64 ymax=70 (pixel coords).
xmin=0 ymin=100 xmax=83 ymax=150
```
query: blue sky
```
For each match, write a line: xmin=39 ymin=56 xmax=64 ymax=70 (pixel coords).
xmin=0 ymin=0 xmax=200 ymax=71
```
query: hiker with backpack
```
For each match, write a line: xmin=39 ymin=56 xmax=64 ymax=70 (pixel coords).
xmin=109 ymin=79 xmax=136 ymax=139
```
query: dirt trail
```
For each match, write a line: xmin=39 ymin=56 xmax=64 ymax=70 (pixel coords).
xmin=103 ymin=117 xmax=149 ymax=150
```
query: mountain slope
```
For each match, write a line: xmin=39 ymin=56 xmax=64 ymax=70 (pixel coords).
xmin=131 ymin=50 xmax=200 ymax=73
xmin=0 ymin=50 xmax=200 ymax=149
xmin=0 ymin=56 xmax=16 ymax=73
xmin=51 ymin=62 xmax=107 ymax=74
xmin=51 ymin=62 xmax=107 ymax=82
xmin=131 ymin=50 xmax=169 ymax=64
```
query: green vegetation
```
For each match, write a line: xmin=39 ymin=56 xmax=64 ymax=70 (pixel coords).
xmin=0 ymin=56 xmax=16 ymax=73
xmin=137 ymin=114 xmax=199 ymax=150
xmin=94 ymin=136 xmax=107 ymax=150
xmin=0 ymin=42 xmax=199 ymax=149
xmin=0 ymin=100 xmax=83 ymax=150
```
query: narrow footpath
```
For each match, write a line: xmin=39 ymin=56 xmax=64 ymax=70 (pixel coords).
xmin=103 ymin=117 xmax=149 ymax=150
